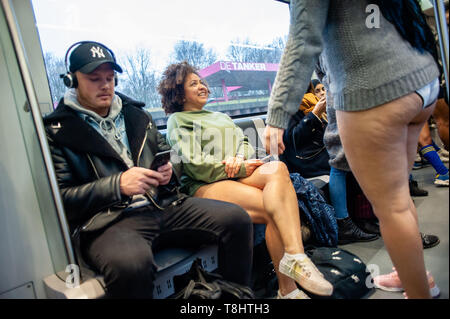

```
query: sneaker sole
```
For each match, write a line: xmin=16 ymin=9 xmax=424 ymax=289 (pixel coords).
xmin=338 ymin=235 xmax=380 ymax=245
xmin=413 ymin=163 xmax=431 ymax=170
xmin=434 ymin=180 xmax=449 ymax=186
xmin=375 ymin=281 xmax=440 ymax=297
xmin=296 ymin=280 xmax=334 ymax=296
xmin=373 ymin=282 xmax=403 ymax=292
xmin=279 ymin=263 xmax=333 ymax=296
xmin=423 ymin=238 xmax=440 ymax=249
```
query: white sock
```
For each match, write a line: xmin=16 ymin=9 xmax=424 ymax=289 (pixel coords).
xmin=284 ymin=252 xmax=307 ymax=261
xmin=278 ymin=288 xmax=301 ymax=299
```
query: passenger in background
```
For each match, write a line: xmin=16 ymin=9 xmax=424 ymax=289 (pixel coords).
xmin=160 ymin=61 xmax=333 ymax=299
xmin=281 ymin=79 xmax=379 ymax=244
xmin=281 ymin=80 xmax=329 ymax=179
xmin=44 ymin=42 xmax=254 ymax=298
xmin=264 ymin=0 xmax=440 ymax=298
xmin=416 ymin=121 xmax=449 ymax=186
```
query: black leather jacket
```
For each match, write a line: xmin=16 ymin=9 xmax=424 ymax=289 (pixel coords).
xmin=280 ymin=110 xmax=330 ymax=178
xmin=44 ymin=93 xmax=185 ymax=233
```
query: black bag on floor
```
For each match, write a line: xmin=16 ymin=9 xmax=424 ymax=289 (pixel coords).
xmin=305 ymin=246 xmax=374 ymax=299
xmin=172 ymin=258 xmax=255 ymax=299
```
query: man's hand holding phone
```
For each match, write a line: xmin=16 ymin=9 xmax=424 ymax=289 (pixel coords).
xmin=120 ymin=151 xmax=173 ymax=196
xmin=119 ymin=167 xmax=163 ymax=196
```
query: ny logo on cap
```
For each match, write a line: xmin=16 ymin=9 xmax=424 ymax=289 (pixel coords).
xmin=90 ymin=46 xmax=106 ymax=58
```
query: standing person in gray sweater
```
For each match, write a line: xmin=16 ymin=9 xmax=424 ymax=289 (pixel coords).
xmin=264 ymin=0 xmax=440 ymax=298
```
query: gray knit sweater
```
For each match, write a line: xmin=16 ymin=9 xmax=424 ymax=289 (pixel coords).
xmin=267 ymin=0 xmax=439 ymax=171
xmin=267 ymin=0 xmax=440 ymax=131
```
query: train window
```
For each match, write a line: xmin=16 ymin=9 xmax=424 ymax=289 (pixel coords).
xmin=31 ymin=0 xmax=290 ymax=128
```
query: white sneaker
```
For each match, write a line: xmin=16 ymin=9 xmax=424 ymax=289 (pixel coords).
xmin=434 ymin=173 xmax=449 ymax=186
xmin=277 ymin=288 xmax=311 ymax=299
xmin=279 ymin=255 xmax=333 ymax=296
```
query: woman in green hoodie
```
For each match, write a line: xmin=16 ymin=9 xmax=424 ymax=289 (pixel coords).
xmin=159 ymin=62 xmax=333 ymax=299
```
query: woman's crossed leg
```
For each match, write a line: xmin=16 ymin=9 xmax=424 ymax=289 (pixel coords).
xmin=194 ymin=160 xmax=333 ymax=297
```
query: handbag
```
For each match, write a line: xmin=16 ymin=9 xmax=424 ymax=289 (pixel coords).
xmin=172 ymin=258 xmax=255 ymax=299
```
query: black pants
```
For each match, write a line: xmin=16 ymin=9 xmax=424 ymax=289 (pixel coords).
xmin=81 ymin=197 xmax=253 ymax=298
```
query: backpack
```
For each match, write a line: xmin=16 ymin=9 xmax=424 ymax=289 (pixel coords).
xmin=172 ymin=258 xmax=255 ymax=299
xmin=290 ymin=173 xmax=338 ymax=246
xmin=346 ymin=172 xmax=377 ymax=220
xmin=305 ymin=246 xmax=374 ymax=299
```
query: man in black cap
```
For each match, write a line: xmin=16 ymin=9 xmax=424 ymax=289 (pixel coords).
xmin=44 ymin=41 xmax=253 ymax=298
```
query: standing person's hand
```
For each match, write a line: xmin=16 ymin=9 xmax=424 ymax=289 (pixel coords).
xmin=119 ymin=167 xmax=163 ymax=196
xmin=263 ymin=125 xmax=285 ymax=155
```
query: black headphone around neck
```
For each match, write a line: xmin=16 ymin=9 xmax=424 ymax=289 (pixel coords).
xmin=60 ymin=41 xmax=119 ymax=88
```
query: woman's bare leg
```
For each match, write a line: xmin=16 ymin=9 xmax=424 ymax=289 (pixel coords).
xmin=194 ymin=180 xmax=297 ymax=295
xmin=239 ymin=161 xmax=304 ymax=254
xmin=336 ymin=93 xmax=434 ymax=299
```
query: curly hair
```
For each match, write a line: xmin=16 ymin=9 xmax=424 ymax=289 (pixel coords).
xmin=158 ymin=61 xmax=201 ymax=114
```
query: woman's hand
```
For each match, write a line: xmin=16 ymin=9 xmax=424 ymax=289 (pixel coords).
xmin=222 ymin=156 xmax=245 ymax=178
xmin=243 ymin=159 xmax=264 ymax=177
xmin=312 ymin=97 xmax=327 ymax=118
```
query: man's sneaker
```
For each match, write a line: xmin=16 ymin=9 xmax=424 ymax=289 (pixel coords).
xmin=434 ymin=172 xmax=449 ymax=186
xmin=277 ymin=288 xmax=311 ymax=299
xmin=413 ymin=155 xmax=431 ymax=170
xmin=412 ymin=162 xmax=423 ymax=170
xmin=373 ymin=268 xmax=440 ymax=298
xmin=279 ymin=255 xmax=333 ymax=296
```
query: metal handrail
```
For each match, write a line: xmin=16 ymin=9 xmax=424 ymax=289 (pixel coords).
xmin=432 ymin=0 xmax=449 ymax=99
xmin=1 ymin=0 xmax=76 ymax=266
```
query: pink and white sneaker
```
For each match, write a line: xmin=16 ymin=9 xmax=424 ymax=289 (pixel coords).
xmin=373 ymin=268 xmax=440 ymax=298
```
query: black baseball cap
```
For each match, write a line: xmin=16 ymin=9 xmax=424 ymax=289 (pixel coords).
xmin=69 ymin=42 xmax=123 ymax=74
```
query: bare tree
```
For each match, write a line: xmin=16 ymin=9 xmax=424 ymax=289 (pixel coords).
xmin=265 ymin=36 xmax=288 ymax=63
xmin=118 ymin=47 xmax=160 ymax=109
xmin=43 ymin=52 xmax=67 ymax=104
xmin=170 ymin=40 xmax=217 ymax=69
xmin=226 ymin=36 xmax=287 ymax=63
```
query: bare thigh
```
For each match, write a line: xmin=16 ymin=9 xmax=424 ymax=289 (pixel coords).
xmin=194 ymin=180 xmax=268 ymax=224
xmin=238 ymin=161 xmax=291 ymax=189
xmin=336 ymin=93 xmax=434 ymax=216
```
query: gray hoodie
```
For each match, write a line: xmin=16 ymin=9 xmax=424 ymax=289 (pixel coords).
xmin=64 ymin=89 xmax=134 ymax=168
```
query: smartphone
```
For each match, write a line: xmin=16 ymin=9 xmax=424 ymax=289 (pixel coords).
xmin=150 ymin=150 xmax=172 ymax=170
xmin=260 ymin=154 xmax=274 ymax=163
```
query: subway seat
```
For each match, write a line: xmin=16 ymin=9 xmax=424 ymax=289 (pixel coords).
xmin=44 ymin=115 xmax=329 ymax=299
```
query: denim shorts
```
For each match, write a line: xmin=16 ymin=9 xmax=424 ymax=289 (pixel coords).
xmin=415 ymin=77 xmax=440 ymax=109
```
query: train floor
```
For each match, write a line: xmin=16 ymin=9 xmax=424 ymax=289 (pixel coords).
xmin=343 ymin=164 xmax=449 ymax=299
